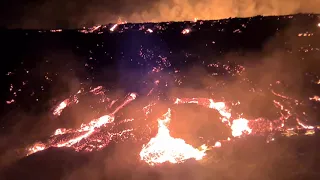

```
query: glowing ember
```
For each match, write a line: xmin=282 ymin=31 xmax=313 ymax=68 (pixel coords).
xmin=214 ymin=141 xmax=222 ymax=147
xmin=52 ymin=91 xmax=81 ymax=117
xmin=231 ymin=118 xmax=252 ymax=137
xmin=53 ymin=99 xmax=69 ymax=116
xmin=6 ymin=99 xmax=14 ymax=104
xmin=309 ymin=95 xmax=320 ymax=101
xmin=109 ymin=19 xmax=127 ymax=32
xmin=29 ymin=143 xmax=46 ymax=153
xmin=110 ymin=24 xmax=118 ymax=32
xmin=79 ymin=25 xmax=101 ymax=34
xmin=50 ymin=29 xmax=62 ymax=32
xmin=140 ymin=109 xmax=207 ymax=165
xmin=182 ymin=28 xmax=191 ymax=34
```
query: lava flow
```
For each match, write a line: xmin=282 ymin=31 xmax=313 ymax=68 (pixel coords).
xmin=27 ymin=90 xmax=137 ymax=155
xmin=140 ymin=108 xmax=208 ymax=165
xmin=25 ymin=82 xmax=320 ymax=166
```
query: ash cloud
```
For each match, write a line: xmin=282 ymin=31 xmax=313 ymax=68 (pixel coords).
xmin=4 ymin=0 xmax=320 ymax=29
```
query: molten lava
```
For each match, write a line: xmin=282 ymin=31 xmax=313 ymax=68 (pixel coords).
xmin=25 ymin=85 xmax=319 ymax=165
xmin=140 ymin=108 xmax=207 ymax=165
xmin=25 ymin=83 xmax=320 ymax=166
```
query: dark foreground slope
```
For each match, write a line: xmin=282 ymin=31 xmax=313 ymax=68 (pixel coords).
xmin=1 ymin=14 xmax=320 ymax=180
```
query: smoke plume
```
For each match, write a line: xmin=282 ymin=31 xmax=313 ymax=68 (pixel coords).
xmin=3 ymin=0 xmax=320 ymax=29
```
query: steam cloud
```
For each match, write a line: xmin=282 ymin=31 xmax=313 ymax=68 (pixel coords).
xmin=4 ymin=0 xmax=320 ymax=29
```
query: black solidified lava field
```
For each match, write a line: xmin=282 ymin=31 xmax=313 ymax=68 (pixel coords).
xmin=1 ymin=14 xmax=320 ymax=180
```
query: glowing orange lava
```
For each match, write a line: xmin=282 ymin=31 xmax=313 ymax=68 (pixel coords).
xmin=25 ymin=85 xmax=319 ymax=166
xmin=27 ymin=91 xmax=137 ymax=155
xmin=140 ymin=108 xmax=207 ymax=165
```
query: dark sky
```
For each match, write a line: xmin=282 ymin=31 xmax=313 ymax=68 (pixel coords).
xmin=1 ymin=0 xmax=320 ymax=29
